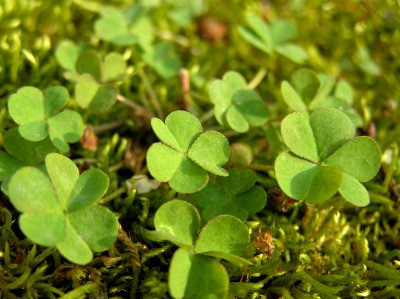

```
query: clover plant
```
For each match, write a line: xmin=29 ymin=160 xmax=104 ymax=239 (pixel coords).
xmin=8 ymin=86 xmax=84 ymax=152
xmin=146 ymin=110 xmax=230 ymax=193
xmin=187 ymin=168 xmax=266 ymax=222
xmin=164 ymin=0 xmax=205 ymax=27
xmin=8 ymin=153 xmax=118 ymax=265
xmin=275 ymin=107 xmax=381 ymax=206
xmin=281 ymin=68 xmax=363 ymax=126
xmin=56 ymin=43 xmax=127 ymax=113
xmin=148 ymin=199 xmax=250 ymax=299
xmin=0 ymin=128 xmax=57 ymax=194
xmin=142 ymin=41 xmax=182 ymax=79
xmin=238 ymin=14 xmax=308 ymax=64
xmin=208 ymin=71 xmax=269 ymax=133
xmin=94 ymin=5 xmax=153 ymax=48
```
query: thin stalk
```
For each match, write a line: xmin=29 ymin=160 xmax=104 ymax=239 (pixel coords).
xmin=248 ymin=68 xmax=267 ymax=89
xmin=116 ymin=94 xmax=149 ymax=114
xmin=92 ymin=120 xmax=126 ymax=134
xmin=99 ymin=186 xmax=127 ymax=205
xmin=199 ymin=109 xmax=215 ymax=124
xmin=137 ymin=68 xmax=163 ymax=118
xmin=109 ymin=162 xmax=124 ymax=173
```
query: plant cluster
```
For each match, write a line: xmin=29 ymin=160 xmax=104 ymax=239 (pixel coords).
xmin=1 ymin=0 xmax=399 ymax=298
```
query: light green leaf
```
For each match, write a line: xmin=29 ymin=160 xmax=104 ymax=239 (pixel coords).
xmin=188 ymin=131 xmax=230 ymax=176
xmin=95 ymin=7 xmax=129 ymax=42
xmin=9 ymin=167 xmax=61 ymax=213
xmin=270 ymin=20 xmax=297 ymax=45
xmin=18 ymin=121 xmax=48 ymax=141
xmin=8 ymin=87 xmax=45 ymax=124
xmin=281 ymin=81 xmax=307 ymax=111
xmin=19 ymin=213 xmax=66 ymax=247
xmin=310 ymin=107 xmax=355 ymax=161
xmin=103 ymin=53 xmax=126 ymax=82
xmin=151 ymin=118 xmax=181 ymax=150
xmin=339 ymin=173 xmax=370 ymax=206
xmin=169 ymin=158 xmax=208 ymax=193
xmin=275 ymin=151 xmax=316 ymax=200
xmin=195 ymin=215 xmax=249 ymax=256
xmin=304 ymin=166 xmax=343 ymax=204
xmin=334 ymin=80 xmax=353 ymax=105
xmin=276 ymin=43 xmax=308 ymax=64
xmin=226 ymin=105 xmax=249 ymax=133
xmin=67 ymin=169 xmax=109 ymax=212
xmin=290 ymin=68 xmax=320 ymax=105
xmin=146 ymin=143 xmax=182 ymax=182
xmin=239 ymin=14 xmax=273 ymax=54
xmin=165 ymin=110 xmax=202 ymax=152
xmin=75 ymin=74 xmax=100 ymax=109
xmin=324 ymin=136 xmax=381 ymax=182
xmin=68 ymin=206 xmax=118 ymax=252
xmin=281 ymin=112 xmax=319 ymax=162
xmin=55 ymin=40 xmax=80 ymax=72
xmin=223 ymin=71 xmax=248 ymax=92
xmin=48 ymin=110 xmax=84 ymax=152
xmin=46 ymin=153 xmax=79 ymax=208
xmin=169 ymin=248 xmax=229 ymax=299
xmin=57 ymin=219 xmax=93 ymax=265
xmin=142 ymin=42 xmax=182 ymax=79
xmin=154 ymin=200 xmax=200 ymax=247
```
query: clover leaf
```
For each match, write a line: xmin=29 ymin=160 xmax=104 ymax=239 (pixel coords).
xmin=142 ymin=41 xmax=182 ymax=79
xmin=8 ymin=153 xmax=118 ymax=265
xmin=275 ymin=107 xmax=381 ymax=206
xmin=0 ymin=128 xmax=57 ymax=194
xmin=55 ymin=42 xmax=127 ymax=113
xmin=74 ymin=51 xmax=126 ymax=113
xmin=238 ymin=14 xmax=308 ymax=64
xmin=208 ymin=71 xmax=269 ymax=133
xmin=8 ymin=86 xmax=84 ymax=152
xmin=94 ymin=5 xmax=153 ymax=48
xmin=152 ymin=200 xmax=250 ymax=299
xmin=146 ymin=110 xmax=230 ymax=193
xmin=169 ymin=248 xmax=229 ymax=299
xmin=187 ymin=168 xmax=266 ymax=222
xmin=281 ymin=68 xmax=363 ymax=126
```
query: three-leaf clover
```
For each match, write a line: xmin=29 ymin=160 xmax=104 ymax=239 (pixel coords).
xmin=142 ymin=41 xmax=182 ymax=79
xmin=94 ymin=5 xmax=153 ymax=48
xmin=187 ymin=168 xmax=266 ymax=222
xmin=275 ymin=107 xmax=381 ymax=206
xmin=74 ymin=50 xmax=127 ymax=113
xmin=146 ymin=110 xmax=230 ymax=193
xmin=208 ymin=71 xmax=269 ymax=133
xmin=281 ymin=68 xmax=363 ymax=126
xmin=149 ymin=200 xmax=250 ymax=299
xmin=238 ymin=14 xmax=308 ymax=64
xmin=8 ymin=86 xmax=84 ymax=152
xmin=8 ymin=153 xmax=118 ymax=264
xmin=0 ymin=128 xmax=57 ymax=194
xmin=56 ymin=42 xmax=127 ymax=113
